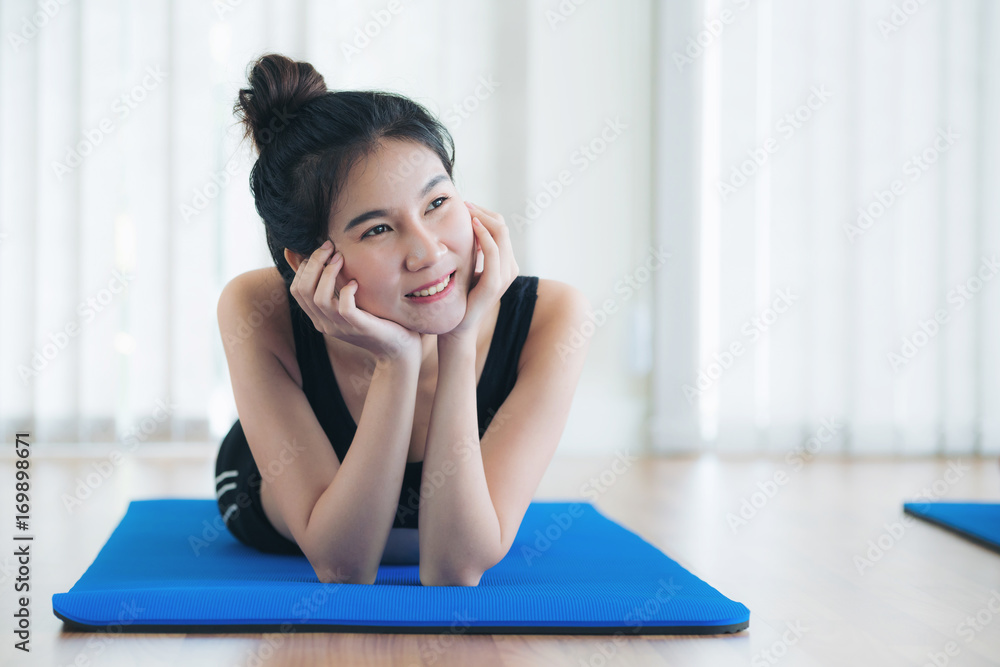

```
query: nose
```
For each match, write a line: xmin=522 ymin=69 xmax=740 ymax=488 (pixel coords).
xmin=404 ymin=219 xmax=447 ymax=271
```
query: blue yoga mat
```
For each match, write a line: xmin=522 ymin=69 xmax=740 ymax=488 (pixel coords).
xmin=52 ymin=499 xmax=749 ymax=634
xmin=904 ymin=501 xmax=1000 ymax=555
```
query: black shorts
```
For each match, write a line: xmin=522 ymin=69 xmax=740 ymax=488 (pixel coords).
xmin=215 ymin=419 xmax=304 ymax=556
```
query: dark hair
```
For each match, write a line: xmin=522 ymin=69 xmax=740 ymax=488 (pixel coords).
xmin=233 ymin=52 xmax=456 ymax=300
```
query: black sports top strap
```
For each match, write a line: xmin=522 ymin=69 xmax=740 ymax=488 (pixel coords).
xmin=288 ymin=275 xmax=539 ymax=528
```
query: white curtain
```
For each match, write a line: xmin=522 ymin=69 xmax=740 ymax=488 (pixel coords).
xmin=0 ymin=0 xmax=653 ymax=452
xmin=11 ymin=0 xmax=987 ymax=458
xmin=652 ymin=0 xmax=1000 ymax=456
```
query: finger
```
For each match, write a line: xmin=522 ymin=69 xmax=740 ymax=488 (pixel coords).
xmin=338 ymin=279 xmax=359 ymax=319
xmin=473 ymin=215 xmax=503 ymax=251
xmin=315 ymin=251 xmax=344 ymax=315
xmin=296 ymin=242 xmax=336 ymax=303
xmin=472 ymin=217 xmax=501 ymax=277
xmin=290 ymin=260 xmax=322 ymax=325
xmin=472 ymin=216 xmax=500 ymax=259
xmin=465 ymin=201 xmax=499 ymax=226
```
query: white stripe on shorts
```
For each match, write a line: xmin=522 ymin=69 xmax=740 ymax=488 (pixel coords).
xmin=216 ymin=482 xmax=237 ymax=499
xmin=215 ymin=469 xmax=238 ymax=485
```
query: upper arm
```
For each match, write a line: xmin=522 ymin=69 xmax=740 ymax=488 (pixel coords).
xmin=479 ymin=281 xmax=592 ymax=565
xmin=217 ymin=274 xmax=341 ymax=563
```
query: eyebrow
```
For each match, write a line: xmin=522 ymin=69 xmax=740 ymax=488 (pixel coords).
xmin=342 ymin=173 xmax=452 ymax=234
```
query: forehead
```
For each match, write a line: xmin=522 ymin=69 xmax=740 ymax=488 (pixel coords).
xmin=328 ymin=140 xmax=446 ymax=234
xmin=346 ymin=139 xmax=441 ymax=193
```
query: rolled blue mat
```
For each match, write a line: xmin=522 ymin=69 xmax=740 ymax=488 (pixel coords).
xmin=52 ymin=499 xmax=750 ymax=634
xmin=903 ymin=501 xmax=1000 ymax=555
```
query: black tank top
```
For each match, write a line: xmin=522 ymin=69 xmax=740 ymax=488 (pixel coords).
xmin=289 ymin=275 xmax=539 ymax=529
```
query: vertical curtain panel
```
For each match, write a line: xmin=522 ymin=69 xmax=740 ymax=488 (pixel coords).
xmin=653 ymin=0 xmax=1000 ymax=456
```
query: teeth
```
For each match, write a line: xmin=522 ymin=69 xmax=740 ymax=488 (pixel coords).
xmin=408 ymin=273 xmax=451 ymax=297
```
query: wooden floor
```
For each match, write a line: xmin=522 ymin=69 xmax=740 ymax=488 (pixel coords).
xmin=5 ymin=444 xmax=1000 ymax=666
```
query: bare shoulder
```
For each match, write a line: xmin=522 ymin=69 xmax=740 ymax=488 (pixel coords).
xmin=217 ymin=267 xmax=300 ymax=385
xmin=518 ymin=277 xmax=591 ymax=372
xmin=532 ymin=277 xmax=590 ymax=326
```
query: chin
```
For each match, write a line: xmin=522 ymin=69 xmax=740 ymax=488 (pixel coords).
xmin=403 ymin=291 xmax=468 ymax=334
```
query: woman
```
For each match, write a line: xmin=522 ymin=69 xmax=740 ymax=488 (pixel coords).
xmin=214 ymin=53 xmax=591 ymax=586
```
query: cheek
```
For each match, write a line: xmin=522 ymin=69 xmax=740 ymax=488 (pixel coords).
xmin=466 ymin=228 xmax=478 ymax=261
xmin=448 ymin=213 xmax=475 ymax=255
xmin=464 ymin=215 xmax=478 ymax=251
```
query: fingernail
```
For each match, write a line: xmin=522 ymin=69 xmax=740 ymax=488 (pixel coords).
xmin=322 ymin=240 xmax=332 ymax=249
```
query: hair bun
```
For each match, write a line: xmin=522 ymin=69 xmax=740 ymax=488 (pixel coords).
xmin=234 ymin=53 xmax=328 ymax=154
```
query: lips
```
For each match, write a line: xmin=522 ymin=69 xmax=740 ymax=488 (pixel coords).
xmin=405 ymin=271 xmax=455 ymax=296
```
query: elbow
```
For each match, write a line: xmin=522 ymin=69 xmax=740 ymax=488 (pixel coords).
xmin=313 ymin=561 xmax=378 ymax=585
xmin=418 ymin=543 xmax=502 ymax=587
xmin=419 ymin=563 xmax=486 ymax=587
xmin=303 ymin=534 xmax=380 ymax=585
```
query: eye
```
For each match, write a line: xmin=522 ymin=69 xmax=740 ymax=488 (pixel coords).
xmin=361 ymin=195 xmax=451 ymax=238
xmin=361 ymin=223 xmax=390 ymax=239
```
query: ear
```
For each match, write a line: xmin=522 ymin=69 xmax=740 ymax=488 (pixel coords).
xmin=284 ymin=248 xmax=305 ymax=274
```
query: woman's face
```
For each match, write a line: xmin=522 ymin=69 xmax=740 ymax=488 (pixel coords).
xmin=327 ymin=139 xmax=477 ymax=335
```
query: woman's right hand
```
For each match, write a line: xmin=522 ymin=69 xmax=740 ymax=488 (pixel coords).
xmin=290 ymin=241 xmax=422 ymax=365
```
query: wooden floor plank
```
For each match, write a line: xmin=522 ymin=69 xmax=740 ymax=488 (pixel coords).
xmin=2 ymin=447 xmax=998 ymax=665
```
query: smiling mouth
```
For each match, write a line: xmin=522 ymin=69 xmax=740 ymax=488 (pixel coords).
xmin=405 ymin=272 xmax=455 ymax=298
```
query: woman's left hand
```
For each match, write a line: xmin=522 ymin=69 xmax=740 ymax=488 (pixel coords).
xmin=444 ymin=201 xmax=519 ymax=342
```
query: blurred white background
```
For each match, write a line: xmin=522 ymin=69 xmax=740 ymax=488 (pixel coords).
xmin=1 ymin=0 xmax=997 ymax=457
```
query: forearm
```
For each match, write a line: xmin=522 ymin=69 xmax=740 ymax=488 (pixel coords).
xmin=304 ymin=356 xmax=420 ymax=584
xmin=418 ymin=334 xmax=502 ymax=582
